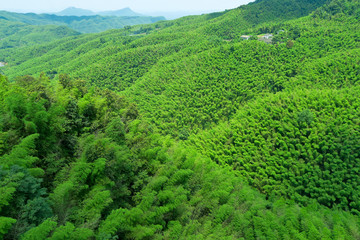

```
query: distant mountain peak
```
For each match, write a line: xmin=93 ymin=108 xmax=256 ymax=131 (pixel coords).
xmin=57 ymin=7 xmax=95 ymax=16
xmin=98 ymin=8 xmax=143 ymax=17
xmin=55 ymin=7 xmax=143 ymax=17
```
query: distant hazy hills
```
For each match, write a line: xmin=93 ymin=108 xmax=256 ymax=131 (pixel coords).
xmin=0 ymin=10 xmax=165 ymax=33
xmin=55 ymin=7 xmax=94 ymax=16
xmin=55 ymin=7 xmax=144 ymax=17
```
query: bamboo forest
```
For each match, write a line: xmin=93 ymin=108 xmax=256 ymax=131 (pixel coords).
xmin=0 ymin=0 xmax=360 ymax=239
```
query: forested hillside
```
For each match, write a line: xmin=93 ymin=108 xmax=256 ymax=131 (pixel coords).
xmin=1 ymin=0 xmax=360 ymax=239
xmin=0 ymin=11 xmax=165 ymax=33
xmin=0 ymin=0 xmax=329 ymax=79
xmin=0 ymin=19 xmax=79 ymax=50
xmin=0 ymin=73 xmax=359 ymax=240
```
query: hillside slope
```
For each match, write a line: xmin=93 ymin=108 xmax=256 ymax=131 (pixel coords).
xmin=0 ymin=19 xmax=79 ymax=50
xmin=0 ymin=73 xmax=359 ymax=240
xmin=1 ymin=0 xmax=329 ymax=81
xmin=1 ymin=0 xmax=360 ymax=239
xmin=123 ymin=0 xmax=360 ymax=213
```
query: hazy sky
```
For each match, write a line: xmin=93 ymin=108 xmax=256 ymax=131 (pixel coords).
xmin=0 ymin=0 xmax=253 ymax=14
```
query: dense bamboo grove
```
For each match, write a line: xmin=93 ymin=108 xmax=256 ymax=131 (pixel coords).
xmin=1 ymin=0 xmax=360 ymax=239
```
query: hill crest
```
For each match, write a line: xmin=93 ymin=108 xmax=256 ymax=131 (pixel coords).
xmin=55 ymin=6 xmax=144 ymax=17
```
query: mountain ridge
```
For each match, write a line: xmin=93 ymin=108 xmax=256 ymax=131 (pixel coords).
xmin=55 ymin=6 xmax=145 ymax=17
